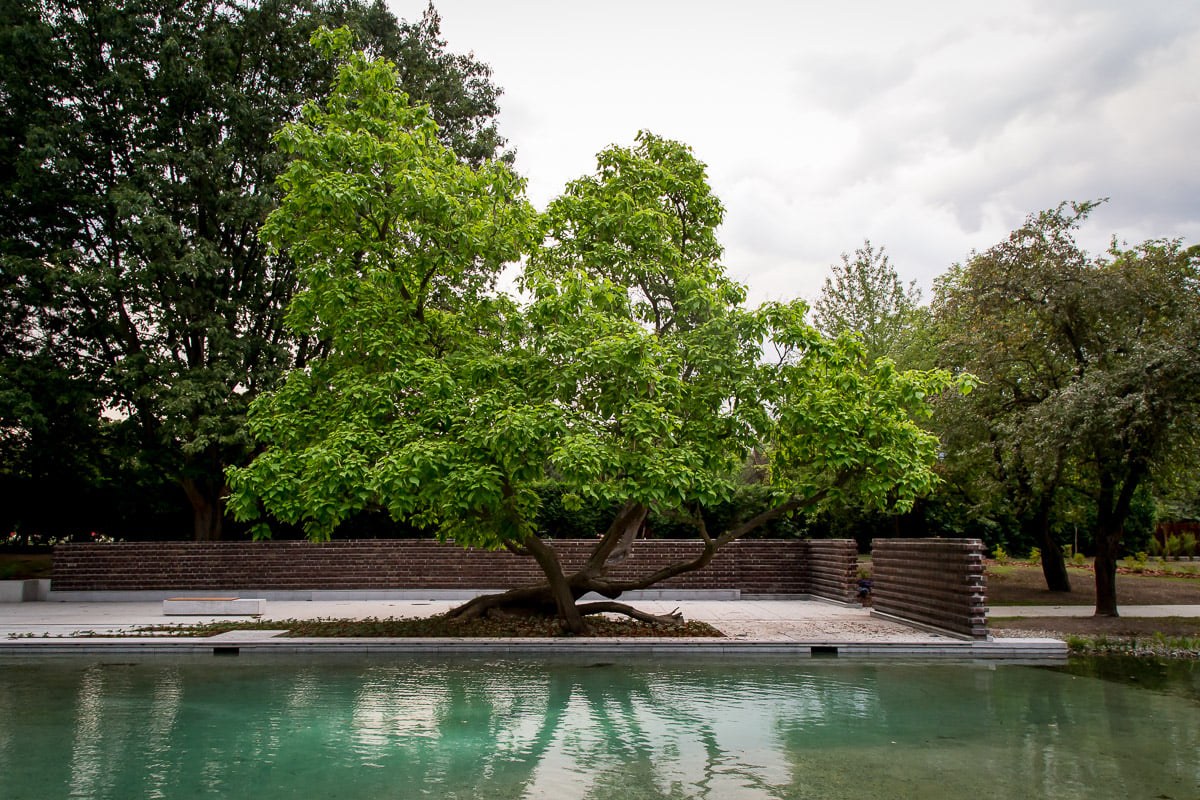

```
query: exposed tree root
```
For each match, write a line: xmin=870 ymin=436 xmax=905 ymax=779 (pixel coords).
xmin=445 ymin=585 xmax=556 ymax=622
xmin=445 ymin=494 xmax=829 ymax=632
xmin=576 ymin=601 xmax=683 ymax=625
xmin=446 ymin=589 xmax=685 ymax=629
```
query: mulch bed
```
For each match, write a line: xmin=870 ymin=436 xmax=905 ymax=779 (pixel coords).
xmin=134 ymin=615 xmax=726 ymax=638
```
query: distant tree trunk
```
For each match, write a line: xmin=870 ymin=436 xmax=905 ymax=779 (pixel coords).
xmin=1092 ymin=462 xmax=1144 ymax=617
xmin=1093 ymin=523 xmax=1121 ymax=617
xmin=181 ymin=477 xmax=223 ymax=541
xmin=1029 ymin=498 xmax=1071 ymax=592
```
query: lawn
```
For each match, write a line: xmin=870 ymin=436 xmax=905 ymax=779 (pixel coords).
xmin=985 ymin=559 xmax=1200 ymax=606
xmin=984 ymin=559 xmax=1200 ymax=657
xmin=0 ymin=553 xmax=52 ymax=580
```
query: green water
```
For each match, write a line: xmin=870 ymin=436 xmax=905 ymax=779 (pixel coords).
xmin=0 ymin=656 xmax=1196 ymax=799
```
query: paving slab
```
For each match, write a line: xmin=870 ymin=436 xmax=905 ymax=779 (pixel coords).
xmin=990 ymin=604 xmax=1200 ymax=618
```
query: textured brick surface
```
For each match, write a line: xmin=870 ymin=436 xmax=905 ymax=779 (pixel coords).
xmin=52 ymin=539 xmax=856 ymax=596
xmin=871 ymin=538 xmax=988 ymax=638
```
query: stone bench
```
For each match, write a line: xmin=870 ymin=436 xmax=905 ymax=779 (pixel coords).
xmin=163 ymin=597 xmax=266 ymax=616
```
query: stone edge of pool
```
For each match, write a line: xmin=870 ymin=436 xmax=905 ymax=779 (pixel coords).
xmin=0 ymin=635 xmax=1068 ymax=662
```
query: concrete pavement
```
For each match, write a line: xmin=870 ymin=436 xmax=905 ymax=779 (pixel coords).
xmin=0 ymin=598 xmax=934 ymax=641
xmin=0 ymin=597 xmax=1082 ymax=660
xmin=990 ymin=604 xmax=1200 ymax=618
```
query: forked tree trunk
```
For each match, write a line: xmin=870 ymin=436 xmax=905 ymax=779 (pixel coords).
xmin=446 ymin=494 xmax=814 ymax=631
xmin=522 ymin=534 xmax=585 ymax=634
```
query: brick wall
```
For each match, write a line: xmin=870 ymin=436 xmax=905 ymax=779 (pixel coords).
xmin=802 ymin=539 xmax=859 ymax=604
xmin=51 ymin=539 xmax=854 ymax=596
xmin=870 ymin=538 xmax=987 ymax=638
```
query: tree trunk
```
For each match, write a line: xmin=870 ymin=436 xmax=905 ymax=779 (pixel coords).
xmin=445 ymin=495 xmax=815 ymax=629
xmin=1092 ymin=461 xmax=1145 ymax=617
xmin=1029 ymin=500 xmax=1070 ymax=592
xmin=1038 ymin=533 xmax=1072 ymax=592
xmin=1093 ymin=524 xmax=1121 ymax=617
xmin=181 ymin=477 xmax=223 ymax=541
xmin=522 ymin=534 xmax=585 ymax=634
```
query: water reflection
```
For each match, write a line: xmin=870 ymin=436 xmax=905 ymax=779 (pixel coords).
xmin=0 ymin=656 xmax=1196 ymax=800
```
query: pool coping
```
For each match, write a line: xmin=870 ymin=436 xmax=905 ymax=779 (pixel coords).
xmin=0 ymin=633 xmax=1068 ymax=662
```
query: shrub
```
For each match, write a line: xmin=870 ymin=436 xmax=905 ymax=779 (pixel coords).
xmin=1181 ymin=533 xmax=1197 ymax=558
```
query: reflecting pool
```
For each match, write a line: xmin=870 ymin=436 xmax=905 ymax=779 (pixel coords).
xmin=0 ymin=655 xmax=1196 ymax=799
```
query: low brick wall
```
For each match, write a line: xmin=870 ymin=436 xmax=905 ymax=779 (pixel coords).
xmin=800 ymin=539 xmax=858 ymax=604
xmin=870 ymin=538 xmax=987 ymax=639
xmin=51 ymin=539 xmax=857 ymax=598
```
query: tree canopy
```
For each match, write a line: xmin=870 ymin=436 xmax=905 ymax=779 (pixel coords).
xmin=932 ymin=203 xmax=1200 ymax=615
xmin=227 ymin=37 xmax=965 ymax=631
xmin=0 ymin=0 xmax=510 ymax=539
xmin=812 ymin=240 xmax=922 ymax=365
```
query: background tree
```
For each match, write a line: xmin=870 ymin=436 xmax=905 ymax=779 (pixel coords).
xmin=227 ymin=41 xmax=966 ymax=632
xmin=932 ymin=203 xmax=1200 ymax=615
xmin=808 ymin=241 xmax=932 ymax=545
xmin=931 ymin=208 xmax=1083 ymax=591
xmin=0 ymin=0 xmax=508 ymax=540
xmin=812 ymin=240 xmax=922 ymax=365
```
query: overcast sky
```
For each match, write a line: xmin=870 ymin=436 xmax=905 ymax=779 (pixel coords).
xmin=388 ymin=0 xmax=1200 ymax=305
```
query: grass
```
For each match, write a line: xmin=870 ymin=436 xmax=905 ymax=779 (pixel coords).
xmin=1060 ymin=631 xmax=1200 ymax=659
xmin=985 ymin=561 xmax=1200 ymax=658
xmin=983 ymin=558 xmax=1200 ymax=606
xmin=0 ymin=554 xmax=52 ymax=580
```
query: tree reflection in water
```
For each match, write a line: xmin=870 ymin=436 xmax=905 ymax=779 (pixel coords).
xmin=0 ymin=657 xmax=1196 ymax=799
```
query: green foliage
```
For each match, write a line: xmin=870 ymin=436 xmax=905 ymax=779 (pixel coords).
xmin=228 ymin=47 xmax=964 ymax=559
xmin=0 ymin=0 xmax=511 ymax=539
xmin=228 ymin=35 xmax=536 ymax=542
xmin=1182 ymin=533 xmax=1198 ymax=558
xmin=812 ymin=240 xmax=923 ymax=366
xmin=992 ymin=544 xmax=1009 ymax=564
xmin=1121 ymin=552 xmax=1149 ymax=572
xmin=1158 ymin=533 xmax=1194 ymax=560
xmin=932 ymin=201 xmax=1200 ymax=609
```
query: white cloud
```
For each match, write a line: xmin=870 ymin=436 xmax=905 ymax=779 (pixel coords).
xmin=391 ymin=0 xmax=1200 ymax=302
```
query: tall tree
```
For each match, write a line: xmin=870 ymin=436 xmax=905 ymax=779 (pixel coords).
xmin=227 ymin=40 xmax=966 ymax=632
xmin=0 ymin=0 xmax=509 ymax=539
xmin=933 ymin=203 xmax=1200 ymax=614
xmin=812 ymin=240 xmax=922 ymax=365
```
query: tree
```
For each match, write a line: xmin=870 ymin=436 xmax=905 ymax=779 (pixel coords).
xmin=809 ymin=241 xmax=933 ymax=542
xmin=0 ymin=0 xmax=508 ymax=539
xmin=933 ymin=203 xmax=1200 ymax=614
xmin=812 ymin=240 xmax=922 ymax=365
xmin=227 ymin=40 xmax=965 ymax=632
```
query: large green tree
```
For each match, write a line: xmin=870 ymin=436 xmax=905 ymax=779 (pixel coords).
xmin=0 ymin=0 xmax=507 ymax=539
xmin=933 ymin=203 xmax=1200 ymax=614
xmin=227 ymin=40 xmax=965 ymax=632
